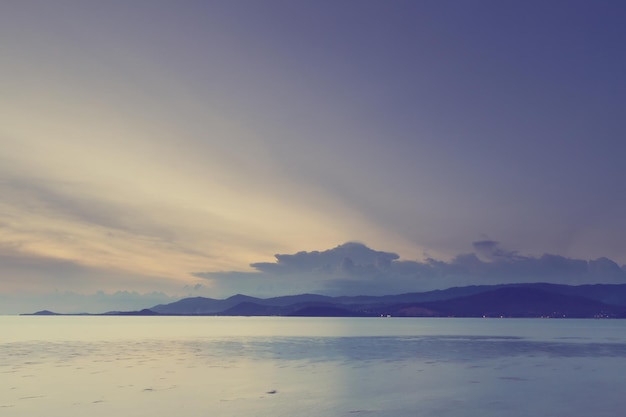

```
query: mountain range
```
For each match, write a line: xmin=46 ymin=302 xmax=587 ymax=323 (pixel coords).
xmin=29 ymin=282 xmax=626 ymax=318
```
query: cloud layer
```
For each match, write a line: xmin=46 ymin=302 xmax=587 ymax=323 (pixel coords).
xmin=197 ymin=241 xmax=626 ymax=298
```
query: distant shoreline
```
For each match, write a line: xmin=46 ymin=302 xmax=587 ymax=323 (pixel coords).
xmin=21 ymin=282 xmax=626 ymax=319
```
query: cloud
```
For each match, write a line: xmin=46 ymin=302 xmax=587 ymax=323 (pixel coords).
xmin=0 ymin=175 xmax=176 ymax=241
xmin=250 ymin=241 xmax=399 ymax=275
xmin=472 ymin=240 xmax=521 ymax=261
xmin=0 ymin=172 xmax=224 ymax=283
xmin=0 ymin=245 xmax=192 ymax=298
xmin=196 ymin=241 xmax=626 ymax=297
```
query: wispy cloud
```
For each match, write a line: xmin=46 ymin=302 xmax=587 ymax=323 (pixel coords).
xmin=0 ymin=173 xmax=230 ymax=294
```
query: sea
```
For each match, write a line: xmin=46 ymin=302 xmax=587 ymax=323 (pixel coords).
xmin=2 ymin=316 xmax=626 ymax=417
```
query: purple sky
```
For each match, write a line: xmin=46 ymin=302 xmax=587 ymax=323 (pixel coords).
xmin=1 ymin=1 xmax=625 ymax=313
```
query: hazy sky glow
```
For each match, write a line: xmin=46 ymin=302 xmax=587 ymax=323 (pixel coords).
xmin=1 ymin=1 xmax=625 ymax=313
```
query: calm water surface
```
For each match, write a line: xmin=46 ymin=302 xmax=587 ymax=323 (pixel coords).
xmin=2 ymin=317 xmax=626 ymax=417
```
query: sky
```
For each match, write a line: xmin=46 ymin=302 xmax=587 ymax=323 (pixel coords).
xmin=1 ymin=0 xmax=625 ymax=313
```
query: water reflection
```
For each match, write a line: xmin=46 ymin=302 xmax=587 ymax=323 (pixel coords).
xmin=2 ymin=317 xmax=626 ymax=417
xmin=5 ymin=334 xmax=626 ymax=368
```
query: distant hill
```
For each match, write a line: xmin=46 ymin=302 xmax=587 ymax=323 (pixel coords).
xmin=521 ymin=282 xmax=626 ymax=306
xmin=103 ymin=308 xmax=159 ymax=316
xmin=139 ymin=283 xmax=626 ymax=318
xmin=384 ymin=287 xmax=624 ymax=318
xmin=150 ymin=293 xmax=337 ymax=314
xmin=150 ymin=295 xmax=261 ymax=315
xmin=23 ymin=282 xmax=626 ymax=318
xmin=25 ymin=310 xmax=61 ymax=316
xmin=288 ymin=304 xmax=369 ymax=317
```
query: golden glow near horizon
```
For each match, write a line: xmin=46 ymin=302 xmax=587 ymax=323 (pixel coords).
xmin=1 ymin=74 xmax=424 ymax=295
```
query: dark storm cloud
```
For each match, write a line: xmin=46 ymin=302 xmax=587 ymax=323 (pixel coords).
xmin=196 ymin=242 xmax=626 ymax=297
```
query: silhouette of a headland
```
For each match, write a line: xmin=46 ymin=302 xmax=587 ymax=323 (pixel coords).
xmin=23 ymin=282 xmax=626 ymax=318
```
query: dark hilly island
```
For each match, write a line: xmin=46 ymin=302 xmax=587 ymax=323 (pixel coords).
xmin=26 ymin=283 xmax=626 ymax=318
